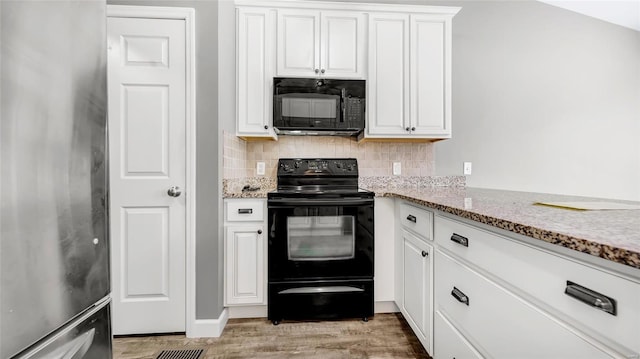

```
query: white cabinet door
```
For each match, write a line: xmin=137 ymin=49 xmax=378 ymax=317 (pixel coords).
xmin=402 ymin=229 xmax=432 ymax=353
xmin=236 ymin=7 xmax=276 ymax=138
xmin=320 ymin=11 xmax=365 ymax=78
xmin=367 ymin=13 xmax=410 ymax=136
xmin=277 ymin=10 xmax=364 ymax=78
xmin=225 ymin=224 xmax=266 ymax=305
xmin=410 ymin=15 xmax=450 ymax=137
xmin=366 ymin=13 xmax=454 ymax=139
xmin=277 ymin=9 xmax=320 ymax=77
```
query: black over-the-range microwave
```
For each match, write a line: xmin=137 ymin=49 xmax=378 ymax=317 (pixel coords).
xmin=273 ymin=77 xmax=365 ymax=136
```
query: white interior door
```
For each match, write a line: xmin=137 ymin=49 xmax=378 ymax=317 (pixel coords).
xmin=107 ymin=16 xmax=186 ymax=335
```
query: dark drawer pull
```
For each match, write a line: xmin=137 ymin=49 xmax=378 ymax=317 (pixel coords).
xmin=421 ymin=250 xmax=428 ymax=257
xmin=450 ymin=233 xmax=469 ymax=247
xmin=565 ymin=281 xmax=616 ymax=316
xmin=237 ymin=208 xmax=253 ymax=214
xmin=451 ymin=287 xmax=469 ymax=306
xmin=406 ymin=214 xmax=417 ymax=223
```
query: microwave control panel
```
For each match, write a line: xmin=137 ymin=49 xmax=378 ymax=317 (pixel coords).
xmin=344 ymin=97 xmax=364 ymax=124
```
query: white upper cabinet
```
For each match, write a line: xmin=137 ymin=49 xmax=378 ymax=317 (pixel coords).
xmin=366 ymin=13 xmax=410 ymax=136
xmin=410 ymin=15 xmax=450 ymax=137
xmin=365 ymin=13 xmax=456 ymax=139
xmin=236 ymin=7 xmax=277 ymax=139
xmin=235 ymin=1 xmax=459 ymax=141
xmin=277 ymin=9 xmax=365 ymax=79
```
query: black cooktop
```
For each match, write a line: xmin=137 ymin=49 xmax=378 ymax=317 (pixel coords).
xmin=269 ymin=158 xmax=374 ymax=199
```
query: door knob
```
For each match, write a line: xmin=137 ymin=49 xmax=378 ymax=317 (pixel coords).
xmin=167 ymin=186 xmax=182 ymax=197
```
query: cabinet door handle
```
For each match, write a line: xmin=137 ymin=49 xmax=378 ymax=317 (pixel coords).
xmin=450 ymin=233 xmax=469 ymax=247
xmin=238 ymin=208 xmax=253 ymax=214
xmin=257 ymin=229 xmax=263 ymax=235
xmin=320 ymin=69 xmax=325 ymax=74
xmin=421 ymin=250 xmax=428 ymax=257
xmin=314 ymin=68 xmax=320 ymax=74
xmin=565 ymin=281 xmax=616 ymax=316
xmin=405 ymin=127 xmax=410 ymax=132
xmin=264 ymin=125 xmax=268 ymax=130
xmin=406 ymin=214 xmax=417 ymax=223
xmin=411 ymin=127 xmax=416 ymax=131
xmin=451 ymin=287 xmax=469 ymax=306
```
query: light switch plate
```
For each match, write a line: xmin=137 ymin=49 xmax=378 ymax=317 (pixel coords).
xmin=463 ymin=162 xmax=472 ymax=175
xmin=257 ymin=161 xmax=265 ymax=176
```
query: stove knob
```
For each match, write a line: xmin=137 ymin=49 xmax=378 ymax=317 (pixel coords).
xmin=336 ymin=162 xmax=342 ymax=169
xmin=294 ymin=161 xmax=301 ymax=168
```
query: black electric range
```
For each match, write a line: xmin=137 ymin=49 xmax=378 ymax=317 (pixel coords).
xmin=267 ymin=158 xmax=375 ymax=324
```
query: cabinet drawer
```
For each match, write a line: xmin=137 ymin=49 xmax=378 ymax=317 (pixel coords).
xmin=399 ymin=202 xmax=432 ymax=240
xmin=434 ymin=311 xmax=483 ymax=359
xmin=434 ymin=215 xmax=640 ymax=355
xmin=435 ymin=250 xmax=617 ymax=358
xmin=225 ymin=199 xmax=265 ymax=222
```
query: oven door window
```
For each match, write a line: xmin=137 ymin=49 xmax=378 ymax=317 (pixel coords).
xmin=268 ymin=201 xmax=374 ymax=281
xmin=287 ymin=216 xmax=355 ymax=261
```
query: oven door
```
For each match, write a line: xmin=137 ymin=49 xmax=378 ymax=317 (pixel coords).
xmin=268 ymin=197 xmax=374 ymax=281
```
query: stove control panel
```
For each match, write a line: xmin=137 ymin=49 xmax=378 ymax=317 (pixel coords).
xmin=278 ymin=158 xmax=358 ymax=175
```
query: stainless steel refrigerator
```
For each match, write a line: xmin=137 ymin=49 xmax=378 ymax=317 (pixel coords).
xmin=1 ymin=1 xmax=112 ymax=358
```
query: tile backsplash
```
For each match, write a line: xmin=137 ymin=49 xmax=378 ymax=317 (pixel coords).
xmin=223 ymin=131 xmax=435 ymax=178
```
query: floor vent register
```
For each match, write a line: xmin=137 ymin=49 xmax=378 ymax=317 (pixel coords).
xmin=156 ymin=349 xmax=205 ymax=359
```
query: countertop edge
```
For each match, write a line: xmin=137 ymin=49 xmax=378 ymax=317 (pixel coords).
xmin=222 ymin=189 xmax=640 ymax=272
xmin=379 ymin=191 xmax=640 ymax=272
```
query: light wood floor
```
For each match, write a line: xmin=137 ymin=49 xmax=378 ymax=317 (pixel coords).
xmin=113 ymin=313 xmax=430 ymax=359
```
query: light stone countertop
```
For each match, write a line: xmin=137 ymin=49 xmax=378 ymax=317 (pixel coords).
xmin=223 ymin=177 xmax=640 ymax=271
xmin=368 ymin=186 xmax=640 ymax=271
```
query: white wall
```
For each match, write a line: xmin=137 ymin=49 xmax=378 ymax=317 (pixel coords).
xmin=434 ymin=1 xmax=640 ymax=201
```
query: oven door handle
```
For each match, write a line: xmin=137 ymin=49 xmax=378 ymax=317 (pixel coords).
xmin=268 ymin=198 xmax=373 ymax=207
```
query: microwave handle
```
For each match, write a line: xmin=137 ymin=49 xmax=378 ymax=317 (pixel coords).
xmin=341 ymin=88 xmax=346 ymax=123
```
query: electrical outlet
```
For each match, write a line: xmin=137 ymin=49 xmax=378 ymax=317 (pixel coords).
xmin=257 ymin=161 xmax=265 ymax=176
xmin=393 ymin=162 xmax=401 ymax=176
xmin=464 ymin=197 xmax=473 ymax=209
xmin=463 ymin=162 xmax=472 ymax=175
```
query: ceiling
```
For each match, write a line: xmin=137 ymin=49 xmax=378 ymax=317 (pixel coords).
xmin=539 ymin=0 xmax=640 ymax=31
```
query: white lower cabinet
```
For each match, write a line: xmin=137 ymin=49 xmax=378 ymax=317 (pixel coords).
xmin=391 ymin=202 xmax=639 ymax=359
xmin=433 ymin=311 xmax=483 ymax=359
xmin=224 ymin=199 xmax=267 ymax=306
xmin=434 ymin=215 xmax=640 ymax=357
xmin=401 ymin=229 xmax=432 ymax=352
xmin=436 ymin=249 xmax=616 ymax=358
xmin=225 ymin=224 xmax=265 ymax=305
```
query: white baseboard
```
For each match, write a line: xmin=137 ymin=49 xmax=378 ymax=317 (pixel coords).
xmin=187 ymin=308 xmax=229 ymax=338
xmin=227 ymin=305 xmax=268 ymax=319
xmin=375 ymin=301 xmax=399 ymax=313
